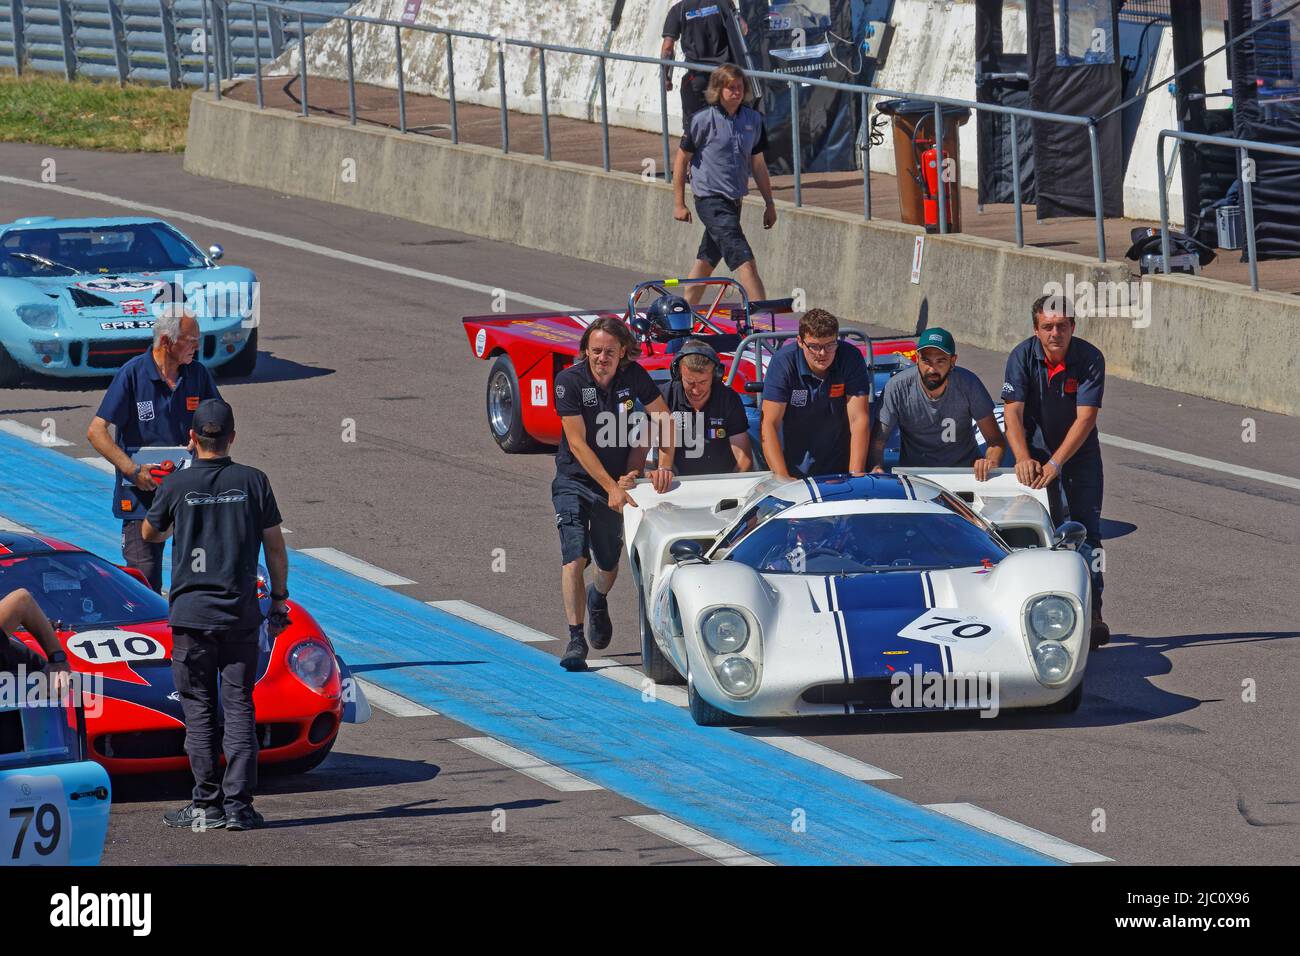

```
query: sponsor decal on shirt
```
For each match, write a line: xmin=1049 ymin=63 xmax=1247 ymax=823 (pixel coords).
xmin=1064 ymin=377 xmax=1079 ymax=394
xmin=120 ymin=499 xmax=133 ymax=512
xmin=136 ymin=400 xmax=155 ymax=422
xmin=555 ymin=384 xmax=566 ymax=400
xmin=685 ymin=4 xmax=721 ymax=19
xmin=829 ymin=383 xmax=845 ymax=398
xmin=186 ymin=396 xmax=200 ymax=411
xmin=184 ymin=489 xmax=249 ymax=506
xmin=582 ymin=387 xmax=598 ymax=407
xmin=790 ymin=388 xmax=809 ymax=408
xmin=1001 ymin=382 xmax=1015 ymax=395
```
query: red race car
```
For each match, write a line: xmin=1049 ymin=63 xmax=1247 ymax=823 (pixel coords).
xmin=0 ymin=530 xmax=369 ymax=776
xmin=463 ymin=277 xmax=918 ymax=454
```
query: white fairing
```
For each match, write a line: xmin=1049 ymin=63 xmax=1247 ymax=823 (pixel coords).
xmin=626 ymin=470 xmax=1091 ymax=721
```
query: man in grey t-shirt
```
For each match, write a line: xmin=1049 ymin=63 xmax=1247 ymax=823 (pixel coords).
xmin=868 ymin=328 xmax=1006 ymax=480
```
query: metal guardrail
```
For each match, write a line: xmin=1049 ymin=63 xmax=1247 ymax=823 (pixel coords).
xmin=216 ymin=0 xmax=1114 ymax=262
xmin=0 ymin=0 xmax=346 ymax=88
xmin=1156 ymin=128 xmax=1300 ymax=293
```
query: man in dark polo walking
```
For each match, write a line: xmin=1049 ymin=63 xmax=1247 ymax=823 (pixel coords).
xmin=87 ymin=304 xmax=221 ymax=592
xmin=142 ymin=399 xmax=289 ymax=831
xmin=1002 ymin=294 xmax=1110 ymax=648
xmin=672 ymin=63 xmax=776 ymax=305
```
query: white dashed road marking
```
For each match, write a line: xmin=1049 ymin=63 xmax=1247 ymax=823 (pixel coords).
xmin=925 ymin=803 xmax=1112 ymax=864
xmin=586 ymin=659 xmax=690 ymax=707
xmin=76 ymin=456 xmax=117 ymax=475
xmin=0 ymin=419 xmax=72 ymax=446
xmin=354 ymin=678 xmax=439 ymax=718
xmin=735 ymin=727 xmax=900 ymax=781
xmin=450 ymin=736 xmax=603 ymax=793
xmin=428 ymin=600 xmax=556 ymax=642
xmin=621 ymin=814 xmax=772 ymax=866
xmin=299 ymin=547 xmax=415 ymax=586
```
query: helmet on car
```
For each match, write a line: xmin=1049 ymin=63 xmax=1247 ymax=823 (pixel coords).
xmin=646 ymin=295 xmax=695 ymax=342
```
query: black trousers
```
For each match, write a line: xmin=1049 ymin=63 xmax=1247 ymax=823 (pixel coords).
xmin=121 ymin=519 xmax=164 ymax=593
xmin=171 ymin=626 xmax=260 ymax=815
xmin=1035 ymin=451 xmax=1105 ymax=614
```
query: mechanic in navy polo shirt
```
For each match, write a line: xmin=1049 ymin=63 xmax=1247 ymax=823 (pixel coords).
xmin=661 ymin=0 xmax=747 ymax=124
xmin=673 ymin=63 xmax=776 ymax=306
xmin=1002 ymin=294 xmax=1109 ymax=648
xmin=87 ymin=304 xmax=221 ymax=592
xmin=761 ymin=309 xmax=871 ymax=479
xmin=552 ymin=317 xmax=676 ymax=672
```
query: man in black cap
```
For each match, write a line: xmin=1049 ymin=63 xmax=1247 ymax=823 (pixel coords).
xmin=142 ymin=399 xmax=289 ymax=831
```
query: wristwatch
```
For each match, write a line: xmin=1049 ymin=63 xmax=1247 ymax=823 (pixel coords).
xmin=270 ymin=590 xmax=290 ymax=602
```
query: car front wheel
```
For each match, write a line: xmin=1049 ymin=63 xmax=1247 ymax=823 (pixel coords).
xmin=0 ymin=344 xmax=24 ymax=388
xmin=688 ymin=677 xmax=739 ymax=727
xmin=638 ymin=570 xmax=684 ymax=685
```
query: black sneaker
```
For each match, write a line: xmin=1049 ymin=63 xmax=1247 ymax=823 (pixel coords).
xmin=586 ymin=585 xmax=613 ymax=650
xmin=225 ymin=808 xmax=266 ymax=831
xmin=560 ymin=636 xmax=589 ymax=671
xmin=163 ymin=803 xmax=225 ymax=830
xmin=1090 ymin=615 xmax=1111 ymax=649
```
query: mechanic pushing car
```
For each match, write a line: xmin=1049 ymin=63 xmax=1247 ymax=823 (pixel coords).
xmin=760 ymin=309 xmax=872 ymax=479
xmin=661 ymin=0 xmax=748 ymax=125
xmin=1002 ymin=294 xmax=1110 ymax=649
xmin=672 ymin=64 xmax=776 ymax=307
xmin=141 ymin=399 xmax=290 ymax=831
xmin=86 ymin=304 xmax=221 ymax=592
xmin=553 ymin=317 xmax=676 ymax=672
xmin=867 ymin=327 xmax=1006 ymax=479
xmin=654 ymin=338 xmax=753 ymax=476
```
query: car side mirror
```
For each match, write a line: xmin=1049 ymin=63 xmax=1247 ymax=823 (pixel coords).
xmin=670 ymin=539 xmax=708 ymax=565
xmin=208 ymin=244 xmax=224 ymax=262
xmin=1051 ymin=521 xmax=1088 ymax=551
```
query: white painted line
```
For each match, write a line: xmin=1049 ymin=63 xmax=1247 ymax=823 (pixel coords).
xmin=428 ymin=600 xmax=556 ymax=642
xmin=0 ymin=175 xmax=578 ymax=313
xmin=77 ymin=456 xmax=117 ymax=475
xmin=354 ymin=678 xmax=439 ymax=718
xmin=735 ymin=728 xmax=899 ymax=781
xmin=0 ymin=515 xmax=33 ymax=533
xmin=925 ymin=803 xmax=1112 ymax=864
xmin=622 ymin=814 xmax=772 ymax=866
xmin=1099 ymin=432 xmax=1300 ymax=493
xmin=299 ymin=547 xmax=415 ymax=586
xmin=587 ymin=659 xmax=689 ymax=707
xmin=0 ymin=420 xmax=71 ymax=447
xmin=450 ymin=736 xmax=603 ymax=792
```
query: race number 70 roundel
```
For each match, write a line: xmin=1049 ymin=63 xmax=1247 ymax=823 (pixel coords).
xmin=897 ymin=610 xmax=994 ymax=644
xmin=66 ymin=629 xmax=166 ymax=664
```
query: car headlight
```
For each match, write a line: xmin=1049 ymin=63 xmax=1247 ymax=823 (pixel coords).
xmin=288 ymin=640 xmax=336 ymax=691
xmin=1032 ymin=641 xmax=1072 ymax=683
xmin=701 ymin=608 xmax=749 ymax=654
xmin=1026 ymin=595 xmax=1076 ymax=642
xmin=17 ymin=303 xmax=59 ymax=329
xmin=714 ymin=656 xmax=757 ymax=697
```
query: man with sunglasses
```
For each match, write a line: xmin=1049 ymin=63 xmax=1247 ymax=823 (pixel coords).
xmin=760 ymin=309 xmax=871 ymax=479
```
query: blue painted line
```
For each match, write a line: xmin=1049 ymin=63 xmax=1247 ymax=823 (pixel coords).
xmin=0 ymin=432 xmax=1057 ymax=865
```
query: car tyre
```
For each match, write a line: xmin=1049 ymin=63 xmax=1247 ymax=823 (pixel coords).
xmin=1040 ymin=681 xmax=1084 ymax=714
xmin=486 ymin=354 xmax=540 ymax=453
xmin=217 ymin=328 xmax=258 ymax=378
xmin=263 ymin=733 xmax=336 ymax=775
xmin=688 ymin=677 xmax=739 ymax=727
xmin=0 ymin=344 xmax=24 ymax=388
xmin=637 ymin=569 xmax=684 ymax=685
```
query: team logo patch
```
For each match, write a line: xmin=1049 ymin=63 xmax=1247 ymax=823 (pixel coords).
xmin=829 ymin=383 xmax=845 ymax=398
xmin=186 ymin=396 xmax=200 ymax=411
xmin=790 ymin=389 xmax=809 ymax=408
xmin=136 ymin=400 xmax=155 ymax=422
xmin=581 ymin=387 xmax=598 ymax=407
xmin=555 ymin=384 xmax=565 ymax=400
xmin=1001 ymin=382 xmax=1015 ymax=395
xmin=1064 ymin=377 xmax=1079 ymax=394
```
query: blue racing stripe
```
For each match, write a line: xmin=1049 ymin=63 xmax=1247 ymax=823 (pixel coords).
xmin=0 ymin=432 xmax=1056 ymax=866
xmin=831 ymin=573 xmax=945 ymax=679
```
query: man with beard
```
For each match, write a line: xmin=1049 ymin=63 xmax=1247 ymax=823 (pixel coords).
xmin=867 ymin=328 xmax=1005 ymax=479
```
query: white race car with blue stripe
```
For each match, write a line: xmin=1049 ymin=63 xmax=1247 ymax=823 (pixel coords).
xmin=624 ymin=470 xmax=1093 ymax=726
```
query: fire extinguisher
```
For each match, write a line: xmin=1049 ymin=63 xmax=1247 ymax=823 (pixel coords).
xmin=920 ymin=145 xmax=954 ymax=232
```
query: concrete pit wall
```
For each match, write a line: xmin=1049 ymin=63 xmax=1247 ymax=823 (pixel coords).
xmin=185 ymin=93 xmax=1300 ymax=416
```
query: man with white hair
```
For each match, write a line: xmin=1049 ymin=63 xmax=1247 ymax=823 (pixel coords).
xmin=87 ymin=304 xmax=221 ymax=591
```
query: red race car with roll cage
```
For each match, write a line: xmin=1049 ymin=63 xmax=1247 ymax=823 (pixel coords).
xmin=463 ymin=277 xmax=919 ymax=457
xmin=0 ymin=529 xmax=370 ymax=776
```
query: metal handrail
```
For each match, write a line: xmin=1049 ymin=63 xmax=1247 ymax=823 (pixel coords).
xmin=1156 ymin=129 xmax=1300 ymax=292
xmin=211 ymin=0 xmax=1115 ymax=261
xmin=723 ymin=329 xmax=879 ymax=391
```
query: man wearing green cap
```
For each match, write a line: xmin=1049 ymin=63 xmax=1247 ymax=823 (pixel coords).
xmin=867 ymin=328 xmax=1005 ymax=479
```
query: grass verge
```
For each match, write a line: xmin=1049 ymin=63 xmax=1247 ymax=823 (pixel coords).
xmin=0 ymin=69 xmax=192 ymax=152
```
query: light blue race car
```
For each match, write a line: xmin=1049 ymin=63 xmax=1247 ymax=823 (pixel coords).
xmin=0 ymin=216 xmax=259 ymax=387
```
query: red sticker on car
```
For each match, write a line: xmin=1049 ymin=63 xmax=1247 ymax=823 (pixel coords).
xmin=121 ymin=299 xmax=147 ymax=316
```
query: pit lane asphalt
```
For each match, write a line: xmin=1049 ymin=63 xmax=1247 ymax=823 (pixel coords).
xmin=1 ymin=143 xmax=1296 ymax=866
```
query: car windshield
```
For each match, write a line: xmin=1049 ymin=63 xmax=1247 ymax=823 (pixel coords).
xmin=726 ymin=512 xmax=1010 ymax=574
xmin=0 ymin=551 xmax=167 ymax=628
xmin=0 ymin=223 xmax=206 ymax=277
